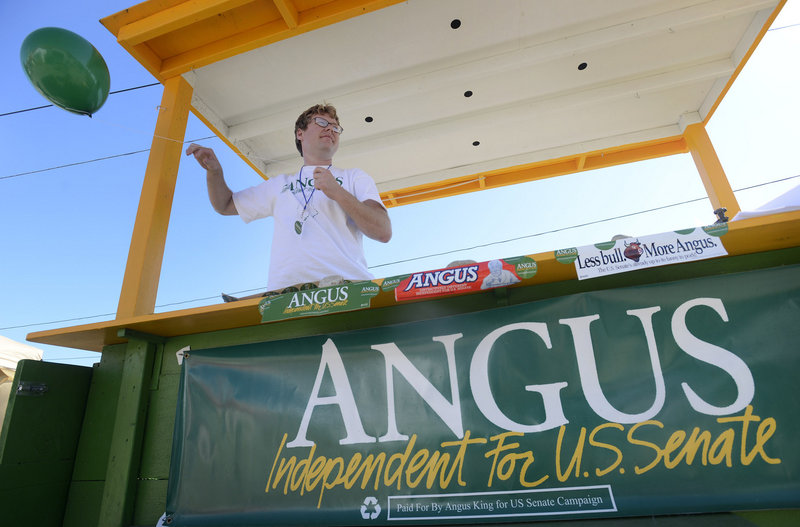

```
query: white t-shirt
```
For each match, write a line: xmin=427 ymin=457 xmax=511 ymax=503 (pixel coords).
xmin=232 ymin=166 xmax=383 ymax=291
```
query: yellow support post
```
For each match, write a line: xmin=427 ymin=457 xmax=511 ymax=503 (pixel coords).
xmin=116 ymin=76 xmax=193 ymax=318
xmin=684 ymin=123 xmax=740 ymax=219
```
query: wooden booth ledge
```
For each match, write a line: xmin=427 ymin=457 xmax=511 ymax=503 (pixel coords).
xmin=27 ymin=210 xmax=800 ymax=353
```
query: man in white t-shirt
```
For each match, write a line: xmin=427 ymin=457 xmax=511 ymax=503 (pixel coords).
xmin=186 ymin=104 xmax=392 ymax=294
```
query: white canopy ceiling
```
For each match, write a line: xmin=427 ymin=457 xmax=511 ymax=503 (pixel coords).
xmin=180 ymin=0 xmax=779 ymax=195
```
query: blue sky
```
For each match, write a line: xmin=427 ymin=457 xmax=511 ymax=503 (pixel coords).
xmin=1 ymin=1 xmax=798 ymax=367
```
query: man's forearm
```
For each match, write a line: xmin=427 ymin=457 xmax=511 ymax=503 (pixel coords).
xmin=335 ymin=193 xmax=392 ymax=242
xmin=206 ymin=168 xmax=237 ymax=215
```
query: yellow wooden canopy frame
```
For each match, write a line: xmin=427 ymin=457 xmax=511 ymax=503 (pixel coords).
xmin=26 ymin=0 xmax=791 ymax=350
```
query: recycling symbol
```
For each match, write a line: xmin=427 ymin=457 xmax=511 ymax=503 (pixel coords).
xmin=360 ymin=496 xmax=381 ymax=520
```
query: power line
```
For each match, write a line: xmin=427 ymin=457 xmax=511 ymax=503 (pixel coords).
xmin=2 ymin=149 xmax=149 ymax=179
xmin=371 ymin=173 xmax=800 ymax=268
xmin=1 ymin=79 xmax=216 ymax=181
xmin=109 ymin=82 xmax=161 ymax=95
xmin=769 ymin=21 xmax=800 ymax=32
xmin=735 ymin=173 xmax=800 ymax=190
xmin=0 ymin=289 xmax=264 ymax=331
xmin=3 ymin=173 xmax=797 ymax=332
xmin=369 ymin=198 xmax=710 ymax=269
xmin=2 ymin=136 xmax=216 ymax=180
xmin=0 ymin=103 xmax=54 ymax=117
xmin=1 ymin=312 xmax=116 ymax=331
xmin=0 ymin=82 xmax=160 ymax=117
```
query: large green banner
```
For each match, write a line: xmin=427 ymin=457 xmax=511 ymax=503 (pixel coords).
xmin=165 ymin=265 xmax=800 ymax=525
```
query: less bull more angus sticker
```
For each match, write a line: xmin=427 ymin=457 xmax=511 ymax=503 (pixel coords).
xmin=572 ymin=227 xmax=728 ymax=280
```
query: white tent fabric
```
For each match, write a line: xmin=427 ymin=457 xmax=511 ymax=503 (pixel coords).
xmin=0 ymin=335 xmax=42 ymax=371
xmin=733 ymin=183 xmax=800 ymax=221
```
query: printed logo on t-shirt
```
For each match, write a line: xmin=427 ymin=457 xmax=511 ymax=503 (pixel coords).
xmin=282 ymin=174 xmax=344 ymax=195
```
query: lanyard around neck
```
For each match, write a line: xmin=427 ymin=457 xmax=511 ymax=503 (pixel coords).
xmin=298 ymin=164 xmax=332 ymax=211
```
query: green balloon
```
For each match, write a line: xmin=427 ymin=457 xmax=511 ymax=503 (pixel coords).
xmin=20 ymin=27 xmax=110 ymax=116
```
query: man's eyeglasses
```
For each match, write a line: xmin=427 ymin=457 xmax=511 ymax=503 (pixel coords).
xmin=313 ymin=116 xmax=343 ymax=134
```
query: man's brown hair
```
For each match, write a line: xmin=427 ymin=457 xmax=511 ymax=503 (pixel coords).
xmin=295 ymin=104 xmax=340 ymax=156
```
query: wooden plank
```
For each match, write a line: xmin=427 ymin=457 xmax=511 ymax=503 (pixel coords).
xmin=27 ymin=210 xmax=800 ymax=352
xmin=0 ymin=361 xmax=92 ymax=462
xmin=133 ymin=479 xmax=170 ymax=526
xmin=0 ymin=461 xmax=75 ymax=525
xmin=118 ymin=0 xmax=255 ymax=46
xmin=273 ymin=0 xmax=299 ymax=28
xmin=103 ymin=0 xmax=405 ymax=79
xmin=139 ymin=372 xmax=180 ymax=479
xmin=69 ymin=347 xmax=125 ymax=481
xmin=0 ymin=360 xmax=92 ymax=524
xmin=684 ymin=123 xmax=741 ymax=218
xmin=385 ymin=137 xmax=688 ymax=207
xmin=116 ymin=76 xmax=193 ymax=318
xmin=736 ymin=510 xmax=800 ymax=526
xmin=62 ymin=480 xmax=103 ymax=527
xmin=97 ymin=339 xmax=156 ymax=526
